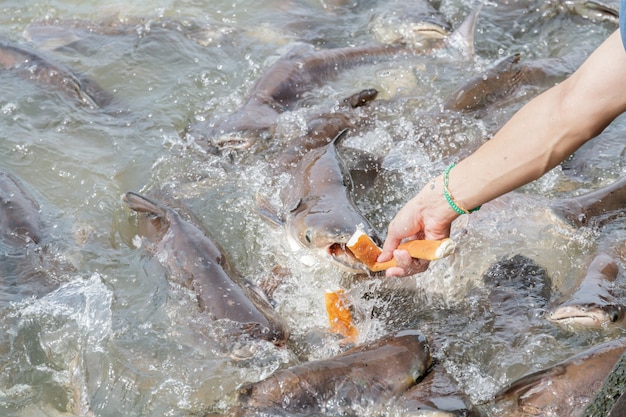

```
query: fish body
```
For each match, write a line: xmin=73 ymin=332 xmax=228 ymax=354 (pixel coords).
xmin=444 ymin=54 xmax=526 ymax=112
xmin=230 ymin=330 xmax=432 ymax=416
xmin=0 ymin=41 xmax=115 ymax=108
xmin=492 ymin=338 xmax=626 ymax=416
xmin=0 ymin=169 xmax=43 ymax=247
xmin=123 ymin=191 xmax=288 ymax=344
xmin=444 ymin=53 xmax=573 ymax=113
xmin=548 ymin=251 xmax=625 ymax=326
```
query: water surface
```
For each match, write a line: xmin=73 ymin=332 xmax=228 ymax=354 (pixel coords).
xmin=0 ymin=0 xmax=624 ymax=416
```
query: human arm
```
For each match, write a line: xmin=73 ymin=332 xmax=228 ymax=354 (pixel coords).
xmin=379 ymin=29 xmax=626 ymax=277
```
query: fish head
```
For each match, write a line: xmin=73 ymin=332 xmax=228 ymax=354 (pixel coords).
xmin=549 ymin=199 xmax=589 ymax=227
xmin=184 ymin=99 xmax=278 ymax=154
xmin=397 ymin=330 xmax=434 ymax=384
xmin=370 ymin=1 xmax=451 ymax=46
xmin=373 ymin=330 xmax=433 ymax=390
xmin=286 ymin=198 xmax=381 ymax=273
xmin=563 ymin=0 xmax=619 ymax=24
xmin=548 ymin=302 xmax=626 ymax=327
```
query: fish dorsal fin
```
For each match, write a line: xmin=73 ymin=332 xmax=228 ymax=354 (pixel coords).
xmin=123 ymin=191 xmax=168 ymax=219
xmin=331 ymin=128 xmax=350 ymax=146
xmin=445 ymin=1 xmax=484 ymax=59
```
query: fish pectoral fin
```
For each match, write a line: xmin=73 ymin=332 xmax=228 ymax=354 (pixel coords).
xmin=258 ymin=265 xmax=290 ymax=301
xmin=242 ymin=278 xmax=276 ymax=309
xmin=256 ymin=193 xmax=284 ymax=227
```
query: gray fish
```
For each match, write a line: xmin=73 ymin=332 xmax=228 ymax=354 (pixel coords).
xmin=550 ymin=174 xmax=626 ymax=227
xmin=548 ymin=251 xmax=625 ymax=326
xmin=123 ymin=191 xmax=288 ymax=345
xmin=0 ymin=40 xmax=115 ymax=108
xmin=227 ymin=330 xmax=432 ymax=416
xmin=185 ymin=42 xmax=410 ymax=152
xmin=0 ymin=168 xmax=74 ymax=303
xmin=443 ymin=53 xmax=574 ymax=113
xmin=257 ymin=129 xmax=381 ymax=273
xmin=0 ymin=169 xmax=43 ymax=247
xmin=397 ymin=362 xmax=477 ymax=416
xmin=185 ymin=6 xmax=483 ymax=152
xmin=492 ymin=337 xmax=626 ymax=417
xmin=24 ymin=16 xmax=236 ymax=50
xmin=558 ymin=0 xmax=619 ymax=24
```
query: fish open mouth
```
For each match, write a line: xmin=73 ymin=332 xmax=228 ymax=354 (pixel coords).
xmin=213 ymin=135 xmax=255 ymax=151
xmin=548 ymin=306 xmax=615 ymax=326
xmin=328 ymin=242 xmax=370 ymax=273
xmin=411 ymin=22 xmax=449 ymax=38
xmin=549 ymin=314 xmax=602 ymax=326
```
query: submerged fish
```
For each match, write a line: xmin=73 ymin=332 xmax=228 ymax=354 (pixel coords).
xmin=492 ymin=337 xmax=626 ymax=417
xmin=258 ymin=128 xmax=381 ymax=273
xmin=550 ymin=174 xmax=626 ymax=227
xmin=548 ymin=251 xmax=625 ymax=326
xmin=226 ymin=330 xmax=432 ymax=416
xmin=0 ymin=168 xmax=43 ymax=247
xmin=123 ymin=191 xmax=288 ymax=345
xmin=0 ymin=168 xmax=76 ymax=302
xmin=0 ymin=40 xmax=116 ymax=109
xmin=25 ymin=16 xmax=237 ymax=50
xmin=483 ymin=254 xmax=552 ymax=321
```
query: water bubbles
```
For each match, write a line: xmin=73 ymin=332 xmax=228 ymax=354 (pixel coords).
xmin=2 ymin=102 xmax=17 ymax=115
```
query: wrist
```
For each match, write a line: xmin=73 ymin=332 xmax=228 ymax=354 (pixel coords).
xmin=442 ymin=164 xmax=482 ymax=214
xmin=417 ymin=174 xmax=461 ymax=227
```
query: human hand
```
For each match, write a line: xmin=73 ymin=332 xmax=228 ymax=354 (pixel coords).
xmin=378 ymin=176 xmax=459 ymax=277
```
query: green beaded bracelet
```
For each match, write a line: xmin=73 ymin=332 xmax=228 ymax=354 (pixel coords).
xmin=442 ymin=164 xmax=481 ymax=215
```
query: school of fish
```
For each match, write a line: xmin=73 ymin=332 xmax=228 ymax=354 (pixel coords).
xmin=0 ymin=0 xmax=625 ymax=416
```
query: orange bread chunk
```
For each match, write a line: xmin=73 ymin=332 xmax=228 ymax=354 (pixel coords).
xmin=347 ymin=227 xmax=455 ymax=272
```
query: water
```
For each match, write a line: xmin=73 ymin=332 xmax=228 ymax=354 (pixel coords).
xmin=0 ymin=0 xmax=624 ymax=416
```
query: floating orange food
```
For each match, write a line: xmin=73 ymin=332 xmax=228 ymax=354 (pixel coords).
xmin=324 ymin=289 xmax=358 ymax=343
xmin=347 ymin=227 xmax=455 ymax=272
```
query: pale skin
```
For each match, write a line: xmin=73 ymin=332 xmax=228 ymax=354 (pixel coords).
xmin=379 ymin=29 xmax=626 ymax=277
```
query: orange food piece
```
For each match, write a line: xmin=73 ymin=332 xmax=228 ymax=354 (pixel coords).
xmin=324 ymin=289 xmax=358 ymax=342
xmin=347 ymin=228 xmax=455 ymax=272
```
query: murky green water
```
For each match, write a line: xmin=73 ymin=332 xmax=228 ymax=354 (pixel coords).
xmin=0 ymin=0 xmax=624 ymax=416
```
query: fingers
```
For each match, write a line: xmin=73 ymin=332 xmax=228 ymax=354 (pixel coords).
xmin=378 ymin=235 xmax=402 ymax=262
xmin=378 ymin=207 xmax=422 ymax=262
xmin=384 ymin=249 xmax=429 ymax=277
